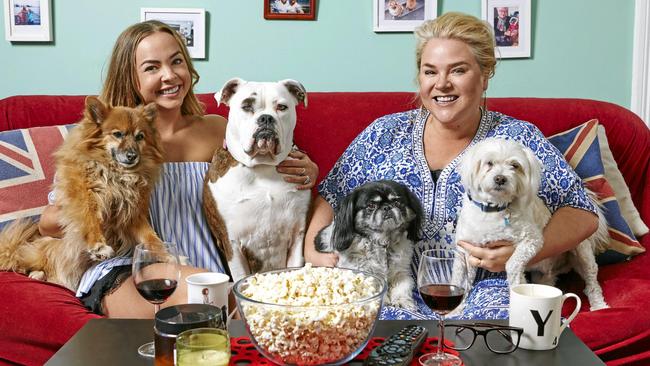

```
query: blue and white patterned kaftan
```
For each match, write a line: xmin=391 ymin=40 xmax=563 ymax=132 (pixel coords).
xmin=319 ymin=108 xmax=596 ymax=320
xmin=76 ymin=162 xmax=227 ymax=297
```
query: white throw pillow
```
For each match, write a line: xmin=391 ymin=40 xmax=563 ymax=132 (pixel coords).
xmin=598 ymin=125 xmax=649 ymax=236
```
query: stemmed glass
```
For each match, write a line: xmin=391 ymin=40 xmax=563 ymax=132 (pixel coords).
xmin=132 ymin=242 xmax=181 ymax=358
xmin=417 ymin=248 xmax=468 ymax=366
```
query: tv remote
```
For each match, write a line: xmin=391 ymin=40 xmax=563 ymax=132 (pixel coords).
xmin=363 ymin=324 xmax=428 ymax=366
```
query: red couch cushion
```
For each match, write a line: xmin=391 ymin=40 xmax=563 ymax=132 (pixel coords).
xmin=0 ymin=272 xmax=101 ymax=366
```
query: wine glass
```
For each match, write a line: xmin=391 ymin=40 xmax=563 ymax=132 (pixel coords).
xmin=417 ymin=248 xmax=468 ymax=366
xmin=132 ymin=242 xmax=181 ymax=358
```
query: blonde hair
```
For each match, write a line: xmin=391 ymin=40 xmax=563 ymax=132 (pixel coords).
xmin=414 ymin=12 xmax=497 ymax=81
xmin=100 ymin=20 xmax=204 ymax=116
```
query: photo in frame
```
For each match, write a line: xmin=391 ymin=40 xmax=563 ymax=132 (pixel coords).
xmin=482 ymin=0 xmax=531 ymax=58
xmin=264 ymin=0 xmax=316 ymax=20
xmin=3 ymin=0 xmax=52 ymax=41
xmin=140 ymin=8 xmax=206 ymax=59
xmin=373 ymin=0 xmax=437 ymax=33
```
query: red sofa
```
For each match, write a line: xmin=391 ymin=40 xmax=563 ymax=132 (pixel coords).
xmin=0 ymin=93 xmax=649 ymax=365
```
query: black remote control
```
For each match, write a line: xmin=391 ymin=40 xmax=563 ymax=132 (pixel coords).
xmin=364 ymin=324 xmax=428 ymax=366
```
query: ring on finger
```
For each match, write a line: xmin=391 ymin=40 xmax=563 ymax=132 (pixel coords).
xmin=300 ymin=167 xmax=306 ymax=175
xmin=304 ymin=176 xmax=311 ymax=185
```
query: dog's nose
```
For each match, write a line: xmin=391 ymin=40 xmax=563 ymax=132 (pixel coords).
xmin=494 ymin=175 xmax=507 ymax=185
xmin=256 ymin=114 xmax=276 ymax=129
xmin=125 ymin=150 xmax=138 ymax=162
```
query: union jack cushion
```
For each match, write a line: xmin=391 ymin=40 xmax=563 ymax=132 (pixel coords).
xmin=0 ymin=125 xmax=75 ymax=230
xmin=548 ymin=119 xmax=645 ymax=265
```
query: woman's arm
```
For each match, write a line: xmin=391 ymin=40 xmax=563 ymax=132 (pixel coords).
xmin=303 ymin=195 xmax=338 ymax=267
xmin=38 ymin=204 xmax=64 ymax=238
xmin=458 ymin=206 xmax=598 ymax=272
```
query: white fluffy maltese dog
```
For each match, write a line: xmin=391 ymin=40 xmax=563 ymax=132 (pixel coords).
xmin=454 ymin=138 xmax=609 ymax=311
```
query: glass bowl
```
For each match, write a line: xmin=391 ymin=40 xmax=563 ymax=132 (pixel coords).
xmin=233 ymin=265 xmax=387 ymax=366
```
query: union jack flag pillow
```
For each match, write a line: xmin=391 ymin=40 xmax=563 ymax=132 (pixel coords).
xmin=0 ymin=124 xmax=75 ymax=229
xmin=548 ymin=119 xmax=645 ymax=265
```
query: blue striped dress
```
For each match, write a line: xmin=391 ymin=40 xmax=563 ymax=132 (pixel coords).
xmin=76 ymin=162 xmax=226 ymax=297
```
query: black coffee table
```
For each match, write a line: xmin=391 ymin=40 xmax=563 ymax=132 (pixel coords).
xmin=45 ymin=319 xmax=604 ymax=365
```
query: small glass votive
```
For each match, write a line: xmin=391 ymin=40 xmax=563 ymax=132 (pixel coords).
xmin=176 ymin=327 xmax=230 ymax=366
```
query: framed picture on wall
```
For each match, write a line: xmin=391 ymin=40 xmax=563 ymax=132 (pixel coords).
xmin=141 ymin=8 xmax=206 ymax=59
xmin=264 ymin=0 xmax=316 ymax=20
xmin=3 ymin=0 xmax=52 ymax=41
xmin=482 ymin=0 xmax=531 ymax=58
xmin=373 ymin=0 xmax=437 ymax=32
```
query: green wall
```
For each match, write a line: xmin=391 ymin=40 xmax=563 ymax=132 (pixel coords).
xmin=0 ymin=0 xmax=635 ymax=108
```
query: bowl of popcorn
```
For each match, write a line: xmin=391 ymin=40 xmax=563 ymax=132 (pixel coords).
xmin=233 ymin=264 xmax=387 ymax=365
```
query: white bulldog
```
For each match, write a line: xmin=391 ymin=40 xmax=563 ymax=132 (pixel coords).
xmin=203 ymin=78 xmax=311 ymax=282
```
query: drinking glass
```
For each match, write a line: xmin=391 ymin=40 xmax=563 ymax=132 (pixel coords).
xmin=132 ymin=242 xmax=181 ymax=358
xmin=417 ymin=248 xmax=468 ymax=366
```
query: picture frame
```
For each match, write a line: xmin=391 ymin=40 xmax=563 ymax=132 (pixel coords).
xmin=140 ymin=8 xmax=206 ymax=59
xmin=373 ymin=0 xmax=437 ymax=33
xmin=482 ymin=0 xmax=531 ymax=58
xmin=264 ymin=0 xmax=316 ymax=20
xmin=3 ymin=0 xmax=52 ymax=42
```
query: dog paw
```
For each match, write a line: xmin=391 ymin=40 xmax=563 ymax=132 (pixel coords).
xmin=589 ymin=302 xmax=609 ymax=311
xmin=388 ymin=296 xmax=417 ymax=311
xmin=28 ymin=271 xmax=46 ymax=281
xmin=88 ymin=243 xmax=114 ymax=261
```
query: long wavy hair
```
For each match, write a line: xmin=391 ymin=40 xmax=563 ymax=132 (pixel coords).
xmin=100 ymin=20 xmax=204 ymax=116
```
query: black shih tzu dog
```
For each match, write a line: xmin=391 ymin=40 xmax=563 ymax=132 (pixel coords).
xmin=316 ymin=180 xmax=423 ymax=310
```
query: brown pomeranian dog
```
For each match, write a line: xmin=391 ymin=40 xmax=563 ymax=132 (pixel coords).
xmin=0 ymin=96 xmax=164 ymax=291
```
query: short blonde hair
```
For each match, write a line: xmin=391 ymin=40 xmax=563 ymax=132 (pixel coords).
xmin=414 ymin=12 xmax=496 ymax=80
xmin=100 ymin=20 xmax=204 ymax=116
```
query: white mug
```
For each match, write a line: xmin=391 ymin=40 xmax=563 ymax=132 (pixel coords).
xmin=186 ymin=272 xmax=230 ymax=317
xmin=509 ymin=284 xmax=581 ymax=350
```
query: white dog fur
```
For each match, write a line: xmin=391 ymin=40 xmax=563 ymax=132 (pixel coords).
xmin=454 ymin=138 xmax=609 ymax=311
xmin=203 ymin=78 xmax=311 ymax=282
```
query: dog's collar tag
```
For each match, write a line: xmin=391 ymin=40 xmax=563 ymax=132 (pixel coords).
xmin=504 ymin=212 xmax=511 ymax=227
xmin=467 ymin=193 xmax=510 ymax=213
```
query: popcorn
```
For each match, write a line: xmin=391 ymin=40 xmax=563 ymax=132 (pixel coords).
xmin=237 ymin=264 xmax=383 ymax=365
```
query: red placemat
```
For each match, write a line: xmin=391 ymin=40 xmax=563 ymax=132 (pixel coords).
xmin=230 ymin=337 xmax=462 ymax=365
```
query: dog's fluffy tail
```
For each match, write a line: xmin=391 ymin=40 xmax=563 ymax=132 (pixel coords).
xmin=586 ymin=189 xmax=611 ymax=254
xmin=0 ymin=219 xmax=41 ymax=272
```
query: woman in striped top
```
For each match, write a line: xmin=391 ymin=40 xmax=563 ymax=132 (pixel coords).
xmin=38 ymin=20 xmax=318 ymax=318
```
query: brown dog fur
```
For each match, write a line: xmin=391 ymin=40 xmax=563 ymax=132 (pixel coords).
xmin=202 ymin=147 xmax=237 ymax=260
xmin=0 ymin=96 xmax=164 ymax=290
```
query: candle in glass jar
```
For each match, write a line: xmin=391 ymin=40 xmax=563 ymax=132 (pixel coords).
xmin=176 ymin=328 xmax=230 ymax=366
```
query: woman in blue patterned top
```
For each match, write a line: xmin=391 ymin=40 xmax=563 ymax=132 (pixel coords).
xmin=304 ymin=12 xmax=599 ymax=320
xmin=38 ymin=21 xmax=319 ymax=318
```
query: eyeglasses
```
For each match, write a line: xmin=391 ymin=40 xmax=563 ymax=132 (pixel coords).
xmin=445 ymin=322 xmax=523 ymax=354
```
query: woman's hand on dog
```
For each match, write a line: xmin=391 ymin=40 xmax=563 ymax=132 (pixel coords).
xmin=277 ymin=150 xmax=319 ymax=190
xmin=457 ymin=240 xmax=515 ymax=273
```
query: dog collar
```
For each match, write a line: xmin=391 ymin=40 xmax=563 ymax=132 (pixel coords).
xmin=467 ymin=193 xmax=510 ymax=213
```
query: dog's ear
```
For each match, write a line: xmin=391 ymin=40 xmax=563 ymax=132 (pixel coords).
xmin=458 ymin=143 xmax=481 ymax=194
xmin=84 ymin=96 xmax=109 ymax=125
xmin=280 ymin=79 xmax=307 ymax=108
xmin=215 ymin=78 xmax=244 ymax=107
xmin=331 ymin=190 xmax=359 ymax=251
xmin=522 ymin=145 xmax=542 ymax=200
xmin=142 ymin=102 xmax=158 ymax=124
xmin=403 ymin=187 xmax=424 ymax=242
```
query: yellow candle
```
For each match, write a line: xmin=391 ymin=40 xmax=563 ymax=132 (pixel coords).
xmin=177 ymin=349 xmax=230 ymax=366
xmin=176 ymin=328 xmax=230 ymax=366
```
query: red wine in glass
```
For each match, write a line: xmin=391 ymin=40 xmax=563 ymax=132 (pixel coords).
xmin=132 ymin=242 xmax=181 ymax=359
xmin=419 ymin=284 xmax=465 ymax=314
xmin=135 ymin=279 xmax=178 ymax=304
xmin=417 ymin=249 xmax=468 ymax=366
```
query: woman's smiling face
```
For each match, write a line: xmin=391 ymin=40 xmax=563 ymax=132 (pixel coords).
xmin=135 ymin=31 xmax=191 ymax=112
xmin=418 ymin=37 xmax=487 ymax=129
